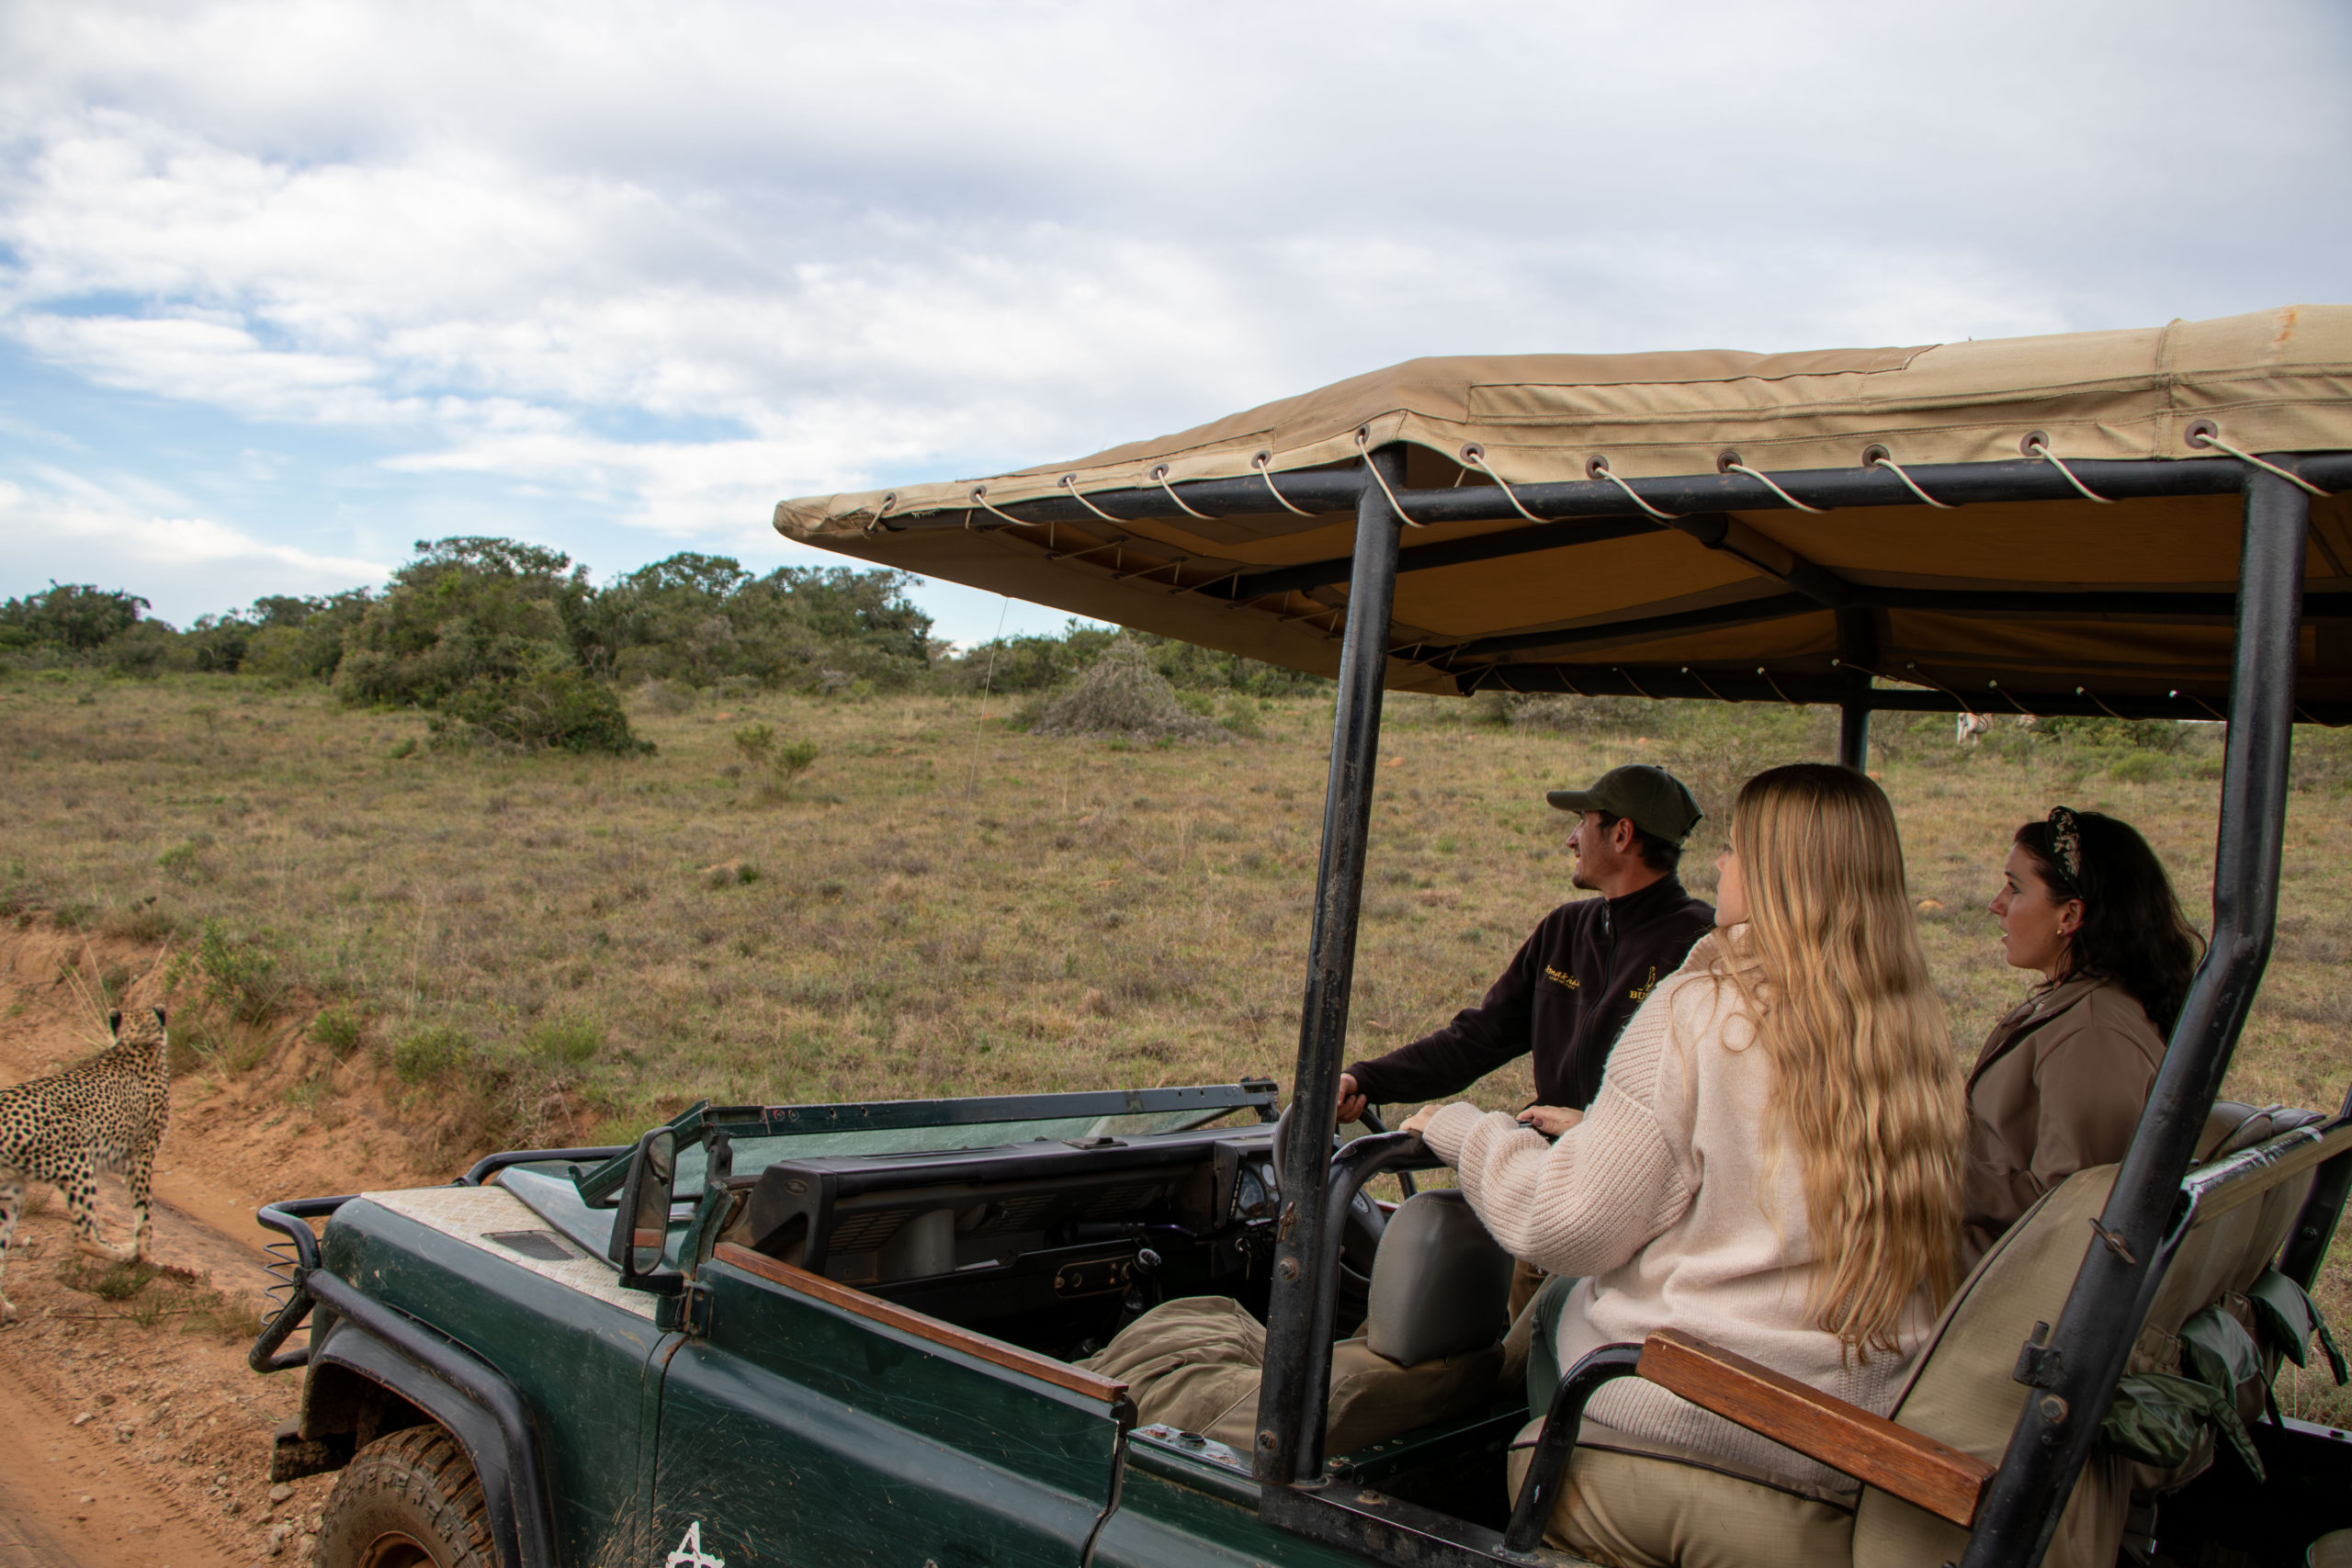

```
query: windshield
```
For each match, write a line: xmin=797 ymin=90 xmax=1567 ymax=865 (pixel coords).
xmin=667 ymin=1103 xmax=1258 ymax=1191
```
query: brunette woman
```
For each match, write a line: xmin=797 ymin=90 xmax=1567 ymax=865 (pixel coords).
xmin=1402 ymin=765 xmax=1967 ymax=1564
xmin=1965 ymin=807 xmax=2203 ymax=1262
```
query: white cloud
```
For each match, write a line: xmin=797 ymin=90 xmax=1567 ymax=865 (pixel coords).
xmin=0 ymin=473 xmax=388 ymax=620
xmin=0 ymin=0 xmax=2346 ymax=594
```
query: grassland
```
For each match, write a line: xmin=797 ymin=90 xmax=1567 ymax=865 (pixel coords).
xmin=3 ymin=665 xmax=2347 ymax=1417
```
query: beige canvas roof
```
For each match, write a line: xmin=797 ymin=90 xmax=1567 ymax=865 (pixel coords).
xmin=775 ymin=306 xmax=2352 ymax=712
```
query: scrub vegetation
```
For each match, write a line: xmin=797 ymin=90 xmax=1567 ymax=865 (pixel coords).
xmin=2 ymin=662 xmax=2348 ymax=1418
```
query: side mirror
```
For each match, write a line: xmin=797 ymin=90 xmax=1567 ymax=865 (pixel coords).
xmin=609 ymin=1129 xmax=683 ymax=1295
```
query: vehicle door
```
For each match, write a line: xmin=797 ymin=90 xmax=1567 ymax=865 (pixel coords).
xmin=650 ymin=1244 xmax=1129 ymax=1567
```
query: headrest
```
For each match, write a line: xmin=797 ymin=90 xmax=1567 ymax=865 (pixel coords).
xmin=1363 ymin=1190 xmax=1514 ymax=1367
xmin=2197 ymin=1101 xmax=2326 ymax=1163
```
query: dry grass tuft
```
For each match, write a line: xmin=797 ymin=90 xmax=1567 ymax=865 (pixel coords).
xmin=1030 ymin=636 xmax=1225 ymax=742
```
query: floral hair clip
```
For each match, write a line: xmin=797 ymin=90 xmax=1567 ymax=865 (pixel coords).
xmin=2047 ymin=806 xmax=2084 ymax=886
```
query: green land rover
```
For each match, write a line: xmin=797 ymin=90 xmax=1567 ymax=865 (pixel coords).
xmin=255 ymin=307 xmax=2352 ymax=1568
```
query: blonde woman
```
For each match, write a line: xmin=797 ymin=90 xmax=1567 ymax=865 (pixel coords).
xmin=1402 ymin=764 xmax=1966 ymax=1566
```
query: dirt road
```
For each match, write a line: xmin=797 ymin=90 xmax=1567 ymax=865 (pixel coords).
xmin=0 ymin=925 xmax=444 ymax=1566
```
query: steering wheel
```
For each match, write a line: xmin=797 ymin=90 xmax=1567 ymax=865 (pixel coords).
xmin=1267 ymin=1101 xmax=1406 ymax=1294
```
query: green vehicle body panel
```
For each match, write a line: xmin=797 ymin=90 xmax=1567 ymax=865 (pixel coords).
xmin=650 ymin=1257 xmax=1123 ymax=1566
xmin=1097 ymin=1450 xmax=1371 ymax=1568
xmin=309 ymin=1196 xmax=1373 ymax=1568
xmin=290 ymin=1091 xmax=1491 ymax=1568
xmin=322 ymin=1201 xmax=673 ymax=1565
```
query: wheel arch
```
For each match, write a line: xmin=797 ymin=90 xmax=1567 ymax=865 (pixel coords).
xmin=295 ymin=1314 xmax=539 ymax=1568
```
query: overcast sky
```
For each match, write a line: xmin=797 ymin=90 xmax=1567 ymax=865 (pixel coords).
xmin=3 ymin=1 xmax=2346 ymax=646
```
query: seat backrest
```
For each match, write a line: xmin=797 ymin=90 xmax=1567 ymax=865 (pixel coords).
xmin=1853 ymin=1123 xmax=2324 ymax=1568
xmin=1363 ymin=1190 xmax=1513 ymax=1367
xmin=2199 ymin=1100 xmax=2326 ymax=1162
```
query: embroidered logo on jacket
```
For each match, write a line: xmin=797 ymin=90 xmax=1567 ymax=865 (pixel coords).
xmin=1543 ymin=964 xmax=1579 ymax=989
xmin=1627 ymin=965 xmax=1660 ymax=1003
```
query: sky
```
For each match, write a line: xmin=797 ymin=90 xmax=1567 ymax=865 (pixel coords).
xmin=2 ymin=2 xmax=2347 ymax=648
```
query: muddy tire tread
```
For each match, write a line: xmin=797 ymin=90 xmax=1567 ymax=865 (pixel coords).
xmin=313 ymin=1424 xmax=497 ymax=1568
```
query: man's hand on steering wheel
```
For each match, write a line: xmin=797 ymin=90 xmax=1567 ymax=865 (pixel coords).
xmin=1333 ymin=1072 xmax=1369 ymax=1125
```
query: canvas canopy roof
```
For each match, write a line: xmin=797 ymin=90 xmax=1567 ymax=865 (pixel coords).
xmin=775 ymin=306 xmax=2352 ymax=719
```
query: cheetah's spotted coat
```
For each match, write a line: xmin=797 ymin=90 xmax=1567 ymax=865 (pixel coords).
xmin=0 ymin=1007 xmax=171 ymax=1321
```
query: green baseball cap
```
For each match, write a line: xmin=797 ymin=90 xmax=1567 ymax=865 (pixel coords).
xmin=1546 ymin=764 xmax=1703 ymax=844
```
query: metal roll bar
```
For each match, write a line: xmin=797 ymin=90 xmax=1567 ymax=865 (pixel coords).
xmin=1253 ymin=442 xmax=1408 ymax=1484
xmin=1248 ymin=446 xmax=2336 ymax=1568
xmin=1960 ymin=464 xmax=2312 ymax=1568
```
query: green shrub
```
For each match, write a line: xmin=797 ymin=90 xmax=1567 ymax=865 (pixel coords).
xmin=195 ymin=919 xmax=283 ymax=1023
xmin=393 ymin=1025 xmax=472 ymax=1084
xmin=312 ymin=1005 xmax=367 ymax=1058
xmin=158 ymin=835 xmax=214 ymax=883
xmin=167 ymin=1011 xmax=227 ymax=1075
xmin=428 ymin=660 xmax=652 ymax=755
xmin=525 ymin=1016 xmax=604 ymax=1068
xmin=100 ymin=903 xmax=177 ymax=942
xmin=2108 ymin=750 xmax=2169 ymax=784
xmin=1216 ymin=696 xmax=1265 ymax=739
xmin=732 ymin=724 xmax=776 ymax=763
xmin=2044 ymin=716 xmax=2188 ymax=753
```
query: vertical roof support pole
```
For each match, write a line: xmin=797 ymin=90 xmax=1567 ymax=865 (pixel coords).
xmin=1252 ymin=446 xmax=1402 ymax=1485
xmin=1960 ymin=465 xmax=2309 ymax=1568
xmin=1836 ymin=604 xmax=1876 ymax=772
xmin=1837 ymin=703 xmax=1871 ymax=772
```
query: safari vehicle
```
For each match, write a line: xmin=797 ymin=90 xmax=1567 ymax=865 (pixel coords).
xmin=253 ymin=306 xmax=2352 ymax=1568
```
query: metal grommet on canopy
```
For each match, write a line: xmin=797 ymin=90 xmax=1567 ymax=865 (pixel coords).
xmin=1719 ymin=453 xmax=1826 ymax=513
xmin=1458 ymin=444 xmax=1544 ymax=523
xmin=1149 ymin=466 xmax=1216 ymax=520
xmin=2170 ymin=687 xmax=2226 ymax=722
xmin=968 ymin=485 xmax=1030 ymax=529
xmin=1251 ymin=452 xmax=1317 ymax=517
xmin=1987 ymin=679 xmax=2039 ymax=719
xmin=1058 ymin=474 xmax=1128 ymax=525
xmin=2185 ymin=421 xmax=2330 ymax=498
xmin=2076 ymin=684 xmax=2124 ymax=719
xmin=1901 ymin=661 xmax=1966 ymax=705
xmin=1680 ymin=665 xmax=1730 ymax=703
xmin=2021 ymin=434 xmax=2114 ymax=504
xmin=1586 ymin=455 xmax=1681 ymax=521
xmin=1354 ymin=428 xmax=1429 ymax=526
xmin=1864 ymin=446 xmax=1958 ymax=509
xmin=862 ymin=492 xmax=898 ymax=536
xmin=1756 ymin=665 xmax=1798 ymax=705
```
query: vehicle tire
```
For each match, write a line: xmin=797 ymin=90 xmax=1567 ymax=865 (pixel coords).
xmin=312 ymin=1425 xmax=497 ymax=1568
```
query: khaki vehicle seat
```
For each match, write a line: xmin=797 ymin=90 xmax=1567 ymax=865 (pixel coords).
xmin=1508 ymin=1125 xmax=2324 ymax=1568
xmin=1084 ymin=1190 xmax=1516 ymax=1456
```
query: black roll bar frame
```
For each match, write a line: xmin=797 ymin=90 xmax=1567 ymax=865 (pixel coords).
xmin=1254 ymin=445 xmax=1408 ymax=1483
xmin=1180 ymin=446 xmax=2339 ymax=1568
xmin=1959 ymin=465 xmax=2312 ymax=1566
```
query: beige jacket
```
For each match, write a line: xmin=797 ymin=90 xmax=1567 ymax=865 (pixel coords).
xmin=1963 ymin=974 xmax=2165 ymax=1265
xmin=1422 ymin=931 xmax=1936 ymax=1494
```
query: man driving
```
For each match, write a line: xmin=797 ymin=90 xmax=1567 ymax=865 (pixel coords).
xmin=1336 ymin=763 xmax=1714 ymax=1137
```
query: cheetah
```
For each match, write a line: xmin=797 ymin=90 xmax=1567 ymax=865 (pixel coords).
xmin=0 ymin=1007 xmax=171 ymax=1323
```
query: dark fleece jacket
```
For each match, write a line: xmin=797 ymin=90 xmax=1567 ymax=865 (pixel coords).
xmin=1344 ymin=875 xmax=1715 ymax=1113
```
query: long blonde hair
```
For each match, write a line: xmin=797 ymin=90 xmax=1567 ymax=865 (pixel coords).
xmin=1718 ymin=763 xmax=1965 ymax=1356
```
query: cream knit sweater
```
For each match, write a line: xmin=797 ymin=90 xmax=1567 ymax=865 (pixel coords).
xmin=1421 ymin=931 xmax=1936 ymax=1493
